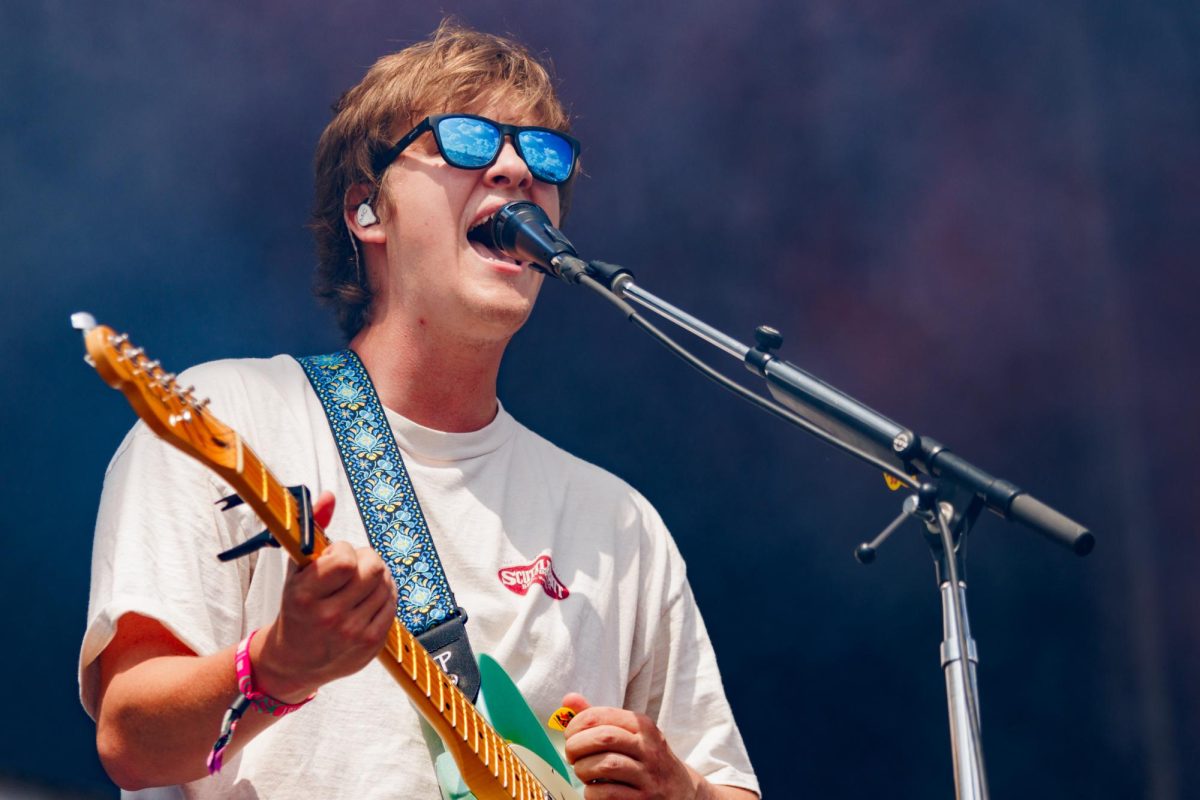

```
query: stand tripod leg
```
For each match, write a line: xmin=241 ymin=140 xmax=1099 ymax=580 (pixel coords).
xmin=941 ymin=579 xmax=983 ymax=800
xmin=866 ymin=483 xmax=990 ymax=799
xmin=923 ymin=485 xmax=989 ymax=800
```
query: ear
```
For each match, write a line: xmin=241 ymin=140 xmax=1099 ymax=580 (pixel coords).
xmin=344 ymin=183 xmax=387 ymax=244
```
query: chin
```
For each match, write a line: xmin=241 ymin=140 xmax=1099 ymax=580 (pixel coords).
xmin=457 ymin=293 xmax=538 ymax=343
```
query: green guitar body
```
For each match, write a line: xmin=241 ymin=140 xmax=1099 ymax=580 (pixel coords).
xmin=427 ymin=654 xmax=583 ymax=800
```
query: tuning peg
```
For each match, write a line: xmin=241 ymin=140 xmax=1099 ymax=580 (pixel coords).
xmin=70 ymin=312 xmax=97 ymax=332
xmin=73 ymin=311 xmax=99 ymax=366
xmin=168 ymin=410 xmax=193 ymax=425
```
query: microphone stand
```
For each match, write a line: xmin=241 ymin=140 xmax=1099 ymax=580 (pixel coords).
xmin=563 ymin=258 xmax=1094 ymax=800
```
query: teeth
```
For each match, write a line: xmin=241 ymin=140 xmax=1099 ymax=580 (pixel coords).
xmin=467 ymin=213 xmax=495 ymax=235
xmin=466 ymin=214 xmax=495 ymax=243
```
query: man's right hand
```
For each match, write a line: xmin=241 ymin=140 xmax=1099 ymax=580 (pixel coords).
xmin=249 ymin=493 xmax=398 ymax=702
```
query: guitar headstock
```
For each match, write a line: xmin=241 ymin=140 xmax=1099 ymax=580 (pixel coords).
xmin=72 ymin=312 xmax=239 ymax=472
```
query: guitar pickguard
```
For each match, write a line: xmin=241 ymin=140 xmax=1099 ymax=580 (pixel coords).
xmin=429 ymin=655 xmax=582 ymax=800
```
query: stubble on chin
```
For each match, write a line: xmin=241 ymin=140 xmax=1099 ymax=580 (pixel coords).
xmin=428 ymin=281 xmax=537 ymax=350
xmin=467 ymin=297 xmax=538 ymax=345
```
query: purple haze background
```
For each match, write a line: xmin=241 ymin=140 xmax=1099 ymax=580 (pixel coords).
xmin=1 ymin=1 xmax=1197 ymax=797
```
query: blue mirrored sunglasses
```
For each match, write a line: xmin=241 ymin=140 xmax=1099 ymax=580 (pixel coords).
xmin=372 ymin=113 xmax=580 ymax=185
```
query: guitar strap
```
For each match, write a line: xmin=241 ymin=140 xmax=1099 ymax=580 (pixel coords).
xmin=297 ymin=351 xmax=481 ymax=703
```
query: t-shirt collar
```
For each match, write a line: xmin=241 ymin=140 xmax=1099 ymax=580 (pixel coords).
xmin=382 ymin=400 xmax=515 ymax=462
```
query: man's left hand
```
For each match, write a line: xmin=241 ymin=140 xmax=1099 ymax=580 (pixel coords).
xmin=560 ymin=693 xmax=752 ymax=800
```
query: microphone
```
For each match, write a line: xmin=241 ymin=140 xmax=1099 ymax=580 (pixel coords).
xmin=478 ymin=201 xmax=590 ymax=283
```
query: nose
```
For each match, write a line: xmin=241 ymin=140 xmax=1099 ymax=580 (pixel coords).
xmin=483 ymin=138 xmax=533 ymax=190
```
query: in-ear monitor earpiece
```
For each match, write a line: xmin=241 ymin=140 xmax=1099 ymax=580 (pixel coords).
xmin=356 ymin=202 xmax=379 ymax=227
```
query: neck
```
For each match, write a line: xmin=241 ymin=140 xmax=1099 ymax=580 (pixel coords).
xmin=350 ymin=321 xmax=508 ymax=433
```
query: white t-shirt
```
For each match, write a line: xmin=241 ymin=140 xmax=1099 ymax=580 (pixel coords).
xmin=79 ymin=355 xmax=759 ymax=799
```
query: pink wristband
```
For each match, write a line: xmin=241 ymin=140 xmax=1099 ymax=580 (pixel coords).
xmin=236 ymin=629 xmax=316 ymax=716
xmin=207 ymin=630 xmax=315 ymax=774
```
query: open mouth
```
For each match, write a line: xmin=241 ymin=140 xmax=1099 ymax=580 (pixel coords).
xmin=466 ymin=214 xmax=526 ymax=269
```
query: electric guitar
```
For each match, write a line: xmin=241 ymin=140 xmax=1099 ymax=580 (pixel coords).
xmin=73 ymin=313 xmax=582 ymax=800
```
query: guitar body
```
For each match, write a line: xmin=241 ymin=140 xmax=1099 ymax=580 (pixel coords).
xmin=432 ymin=654 xmax=581 ymax=800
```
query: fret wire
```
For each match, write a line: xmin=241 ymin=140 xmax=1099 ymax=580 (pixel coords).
xmin=436 ymin=668 xmax=445 ymax=712
xmin=421 ymin=651 xmax=432 ymax=698
xmin=492 ymin=732 xmax=502 ymax=779
xmin=402 ymin=638 xmax=416 ymax=679
xmin=520 ymin=756 xmax=536 ymax=796
xmin=487 ymin=714 xmax=496 ymax=772
xmin=466 ymin=701 xmax=475 ymax=747
xmin=476 ymin=711 xmax=485 ymax=764
xmin=284 ymin=485 xmax=293 ymax=531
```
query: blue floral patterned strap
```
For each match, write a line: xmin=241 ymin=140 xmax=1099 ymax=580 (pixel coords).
xmin=296 ymin=351 xmax=459 ymax=636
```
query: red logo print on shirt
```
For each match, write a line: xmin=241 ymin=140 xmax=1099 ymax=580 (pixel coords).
xmin=498 ymin=554 xmax=570 ymax=600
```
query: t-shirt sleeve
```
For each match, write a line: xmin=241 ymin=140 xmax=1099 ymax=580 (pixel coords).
xmin=78 ymin=420 xmax=254 ymax=719
xmin=623 ymin=510 xmax=761 ymax=796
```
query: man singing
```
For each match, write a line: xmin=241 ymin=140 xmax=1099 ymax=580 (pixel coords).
xmin=80 ymin=21 xmax=760 ymax=799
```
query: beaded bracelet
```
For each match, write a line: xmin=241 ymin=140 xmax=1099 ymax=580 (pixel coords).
xmin=207 ymin=630 xmax=316 ymax=774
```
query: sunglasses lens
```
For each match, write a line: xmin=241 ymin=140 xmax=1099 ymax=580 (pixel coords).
xmin=436 ymin=117 xmax=502 ymax=168
xmin=518 ymin=130 xmax=575 ymax=183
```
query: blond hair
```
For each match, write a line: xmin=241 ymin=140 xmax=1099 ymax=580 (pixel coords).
xmin=311 ymin=20 xmax=574 ymax=338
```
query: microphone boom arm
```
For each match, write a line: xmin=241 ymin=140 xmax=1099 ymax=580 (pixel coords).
xmin=603 ymin=269 xmax=1093 ymax=556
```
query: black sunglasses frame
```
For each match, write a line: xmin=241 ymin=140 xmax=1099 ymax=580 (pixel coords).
xmin=372 ymin=113 xmax=581 ymax=185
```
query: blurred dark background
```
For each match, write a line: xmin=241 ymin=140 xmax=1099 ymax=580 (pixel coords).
xmin=2 ymin=1 xmax=1197 ymax=797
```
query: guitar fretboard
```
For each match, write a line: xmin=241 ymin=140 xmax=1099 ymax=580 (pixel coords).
xmin=394 ymin=625 xmax=544 ymax=799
